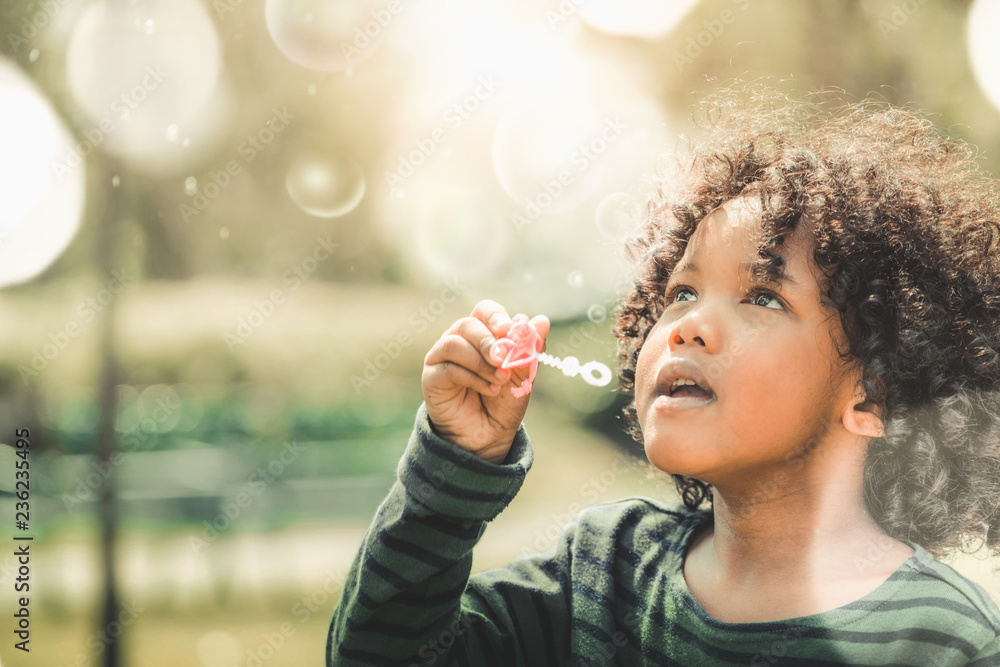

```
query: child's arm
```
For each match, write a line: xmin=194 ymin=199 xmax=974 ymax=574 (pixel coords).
xmin=327 ymin=301 xmax=568 ymax=666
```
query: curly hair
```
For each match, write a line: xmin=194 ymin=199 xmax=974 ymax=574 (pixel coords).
xmin=613 ymin=83 xmax=1000 ymax=560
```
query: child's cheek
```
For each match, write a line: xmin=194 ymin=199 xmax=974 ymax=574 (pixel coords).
xmin=635 ymin=326 xmax=667 ymax=397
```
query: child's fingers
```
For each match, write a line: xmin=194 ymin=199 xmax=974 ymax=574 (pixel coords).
xmin=425 ymin=333 xmax=506 ymax=386
xmin=470 ymin=299 xmax=513 ymax=338
xmin=444 ymin=315 xmax=512 ymax=378
xmin=528 ymin=314 xmax=550 ymax=350
xmin=422 ymin=359 xmax=501 ymax=397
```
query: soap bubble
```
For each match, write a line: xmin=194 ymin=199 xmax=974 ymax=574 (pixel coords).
xmin=968 ymin=0 xmax=1000 ymax=114
xmin=0 ymin=57 xmax=85 ymax=287
xmin=595 ymin=192 xmax=642 ymax=241
xmin=578 ymin=0 xmax=701 ymax=38
xmin=184 ymin=177 xmax=197 ymax=196
xmin=265 ymin=0 xmax=394 ymax=72
xmin=66 ymin=0 xmax=222 ymax=172
xmin=568 ymin=271 xmax=584 ymax=288
xmin=493 ymin=95 xmax=606 ymax=214
xmin=415 ymin=185 xmax=509 ymax=280
xmin=140 ymin=384 xmax=183 ymax=433
xmin=285 ymin=155 xmax=366 ymax=218
xmin=114 ymin=385 xmax=142 ymax=433
xmin=587 ymin=304 xmax=607 ymax=323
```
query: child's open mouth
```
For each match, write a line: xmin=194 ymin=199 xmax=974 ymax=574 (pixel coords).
xmin=651 ymin=361 xmax=717 ymax=411
xmin=655 ymin=391 xmax=716 ymax=411
xmin=669 ymin=384 xmax=713 ymax=399
xmin=651 ymin=358 xmax=717 ymax=410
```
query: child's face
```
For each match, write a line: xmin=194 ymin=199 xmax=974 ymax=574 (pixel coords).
xmin=634 ymin=198 xmax=859 ymax=487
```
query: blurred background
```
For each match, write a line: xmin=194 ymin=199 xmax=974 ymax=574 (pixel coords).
xmin=1 ymin=0 xmax=1000 ymax=665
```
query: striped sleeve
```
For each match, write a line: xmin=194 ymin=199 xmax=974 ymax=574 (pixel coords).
xmin=327 ymin=403 xmax=570 ymax=666
xmin=968 ymin=631 xmax=1000 ymax=666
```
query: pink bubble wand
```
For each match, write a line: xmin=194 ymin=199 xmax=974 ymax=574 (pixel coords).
xmin=488 ymin=314 xmax=613 ymax=398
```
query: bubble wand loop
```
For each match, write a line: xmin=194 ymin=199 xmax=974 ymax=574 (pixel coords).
xmin=489 ymin=314 xmax=613 ymax=397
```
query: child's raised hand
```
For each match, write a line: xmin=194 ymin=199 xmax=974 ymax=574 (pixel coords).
xmin=422 ymin=300 xmax=549 ymax=464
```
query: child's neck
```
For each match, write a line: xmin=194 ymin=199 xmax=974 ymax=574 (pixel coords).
xmin=683 ymin=452 xmax=915 ymax=622
xmin=708 ymin=491 xmax=902 ymax=584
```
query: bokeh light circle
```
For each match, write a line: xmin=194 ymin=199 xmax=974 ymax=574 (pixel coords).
xmin=587 ymin=304 xmax=607 ymax=323
xmin=415 ymin=185 xmax=510 ymax=280
xmin=595 ymin=192 xmax=642 ymax=241
xmin=968 ymin=0 xmax=1000 ymax=114
xmin=265 ymin=0 xmax=395 ymax=72
xmin=139 ymin=384 xmax=183 ymax=433
xmin=65 ymin=0 xmax=222 ymax=171
xmin=492 ymin=95 xmax=606 ymax=214
xmin=285 ymin=155 xmax=366 ymax=218
xmin=0 ymin=58 xmax=85 ymax=287
xmin=114 ymin=385 xmax=142 ymax=433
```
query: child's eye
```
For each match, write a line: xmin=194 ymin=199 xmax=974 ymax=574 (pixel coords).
xmin=748 ymin=289 xmax=784 ymax=310
xmin=665 ymin=285 xmax=696 ymax=303
xmin=664 ymin=285 xmax=785 ymax=310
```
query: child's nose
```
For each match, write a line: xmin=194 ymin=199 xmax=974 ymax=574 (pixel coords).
xmin=666 ymin=306 xmax=718 ymax=352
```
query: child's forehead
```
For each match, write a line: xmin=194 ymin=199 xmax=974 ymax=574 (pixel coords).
xmin=687 ymin=198 xmax=769 ymax=257
xmin=681 ymin=198 xmax=820 ymax=290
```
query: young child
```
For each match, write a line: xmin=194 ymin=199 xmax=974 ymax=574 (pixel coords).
xmin=327 ymin=88 xmax=1000 ymax=665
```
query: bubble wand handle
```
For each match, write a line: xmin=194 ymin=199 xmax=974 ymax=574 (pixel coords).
xmin=536 ymin=352 xmax=613 ymax=387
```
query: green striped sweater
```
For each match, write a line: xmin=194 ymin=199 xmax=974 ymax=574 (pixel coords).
xmin=327 ymin=405 xmax=1000 ymax=666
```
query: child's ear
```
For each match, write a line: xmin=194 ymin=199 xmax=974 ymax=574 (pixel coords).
xmin=839 ymin=370 xmax=885 ymax=438
xmin=842 ymin=398 xmax=885 ymax=439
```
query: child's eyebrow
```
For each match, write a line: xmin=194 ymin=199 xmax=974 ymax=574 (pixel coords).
xmin=672 ymin=259 xmax=800 ymax=287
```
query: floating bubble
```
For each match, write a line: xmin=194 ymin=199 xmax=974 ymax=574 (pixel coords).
xmin=139 ymin=384 xmax=182 ymax=433
xmin=166 ymin=124 xmax=179 ymax=142
xmin=578 ymin=0 xmax=701 ymax=38
xmin=114 ymin=385 xmax=143 ymax=433
xmin=28 ymin=49 xmax=39 ymax=63
xmin=493 ymin=95 xmax=606 ymax=214
xmin=196 ymin=630 xmax=242 ymax=667
xmin=171 ymin=383 xmax=204 ymax=432
xmin=415 ymin=185 xmax=510 ymax=280
xmin=265 ymin=0 xmax=394 ymax=72
xmin=568 ymin=271 xmax=584 ymax=288
xmin=968 ymin=0 xmax=1000 ymax=114
xmin=0 ymin=57 xmax=86 ymax=287
xmin=595 ymin=192 xmax=642 ymax=241
xmin=184 ymin=177 xmax=197 ymax=196
xmin=285 ymin=155 xmax=366 ymax=218
xmin=112 ymin=175 xmax=120 ymax=187
xmin=587 ymin=304 xmax=607 ymax=323
xmin=66 ymin=0 xmax=222 ymax=172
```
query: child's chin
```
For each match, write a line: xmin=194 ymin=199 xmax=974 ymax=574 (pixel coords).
xmin=643 ymin=438 xmax=707 ymax=477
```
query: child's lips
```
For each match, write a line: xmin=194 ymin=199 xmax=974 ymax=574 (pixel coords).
xmin=653 ymin=393 xmax=717 ymax=411
xmin=653 ymin=357 xmax=717 ymax=401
